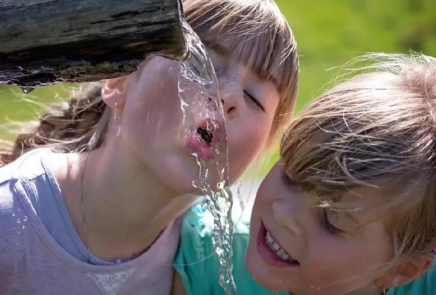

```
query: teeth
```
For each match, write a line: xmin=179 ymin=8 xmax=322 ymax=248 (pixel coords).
xmin=265 ymin=231 xmax=291 ymax=261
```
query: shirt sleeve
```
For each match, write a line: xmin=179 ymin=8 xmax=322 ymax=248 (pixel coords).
xmin=173 ymin=203 xmax=281 ymax=295
xmin=387 ymin=261 xmax=436 ymax=295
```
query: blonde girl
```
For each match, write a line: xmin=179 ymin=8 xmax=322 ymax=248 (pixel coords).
xmin=175 ymin=53 xmax=436 ymax=295
xmin=0 ymin=1 xmax=298 ymax=294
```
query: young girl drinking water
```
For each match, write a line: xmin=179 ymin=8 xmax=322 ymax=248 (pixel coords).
xmin=0 ymin=0 xmax=298 ymax=294
xmin=175 ymin=52 xmax=436 ymax=295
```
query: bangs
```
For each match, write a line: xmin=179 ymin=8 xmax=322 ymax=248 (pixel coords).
xmin=279 ymin=76 xmax=435 ymax=209
xmin=183 ymin=0 xmax=298 ymax=98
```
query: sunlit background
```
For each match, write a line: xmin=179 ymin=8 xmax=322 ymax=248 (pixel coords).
xmin=1 ymin=0 xmax=435 ymax=178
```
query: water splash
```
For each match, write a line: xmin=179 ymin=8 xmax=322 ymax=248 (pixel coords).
xmin=20 ymin=86 xmax=35 ymax=94
xmin=178 ymin=19 xmax=236 ymax=295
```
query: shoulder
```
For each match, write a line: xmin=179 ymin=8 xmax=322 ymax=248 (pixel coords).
xmin=0 ymin=149 xmax=53 ymax=193
xmin=174 ymin=199 xmax=275 ymax=295
xmin=0 ymin=162 xmax=31 ymax=269
xmin=0 ymin=148 xmax=58 ymax=208
xmin=388 ymin=260 xmax=436 ymax=295
xmin=0 ymin=149 xmax=53 ymax=246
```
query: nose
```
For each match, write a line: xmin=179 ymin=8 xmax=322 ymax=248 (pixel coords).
xmin=272 ymin=199 xmax=304 ymax=236
xmin=218 ymin=79 xmax=241 ymax=118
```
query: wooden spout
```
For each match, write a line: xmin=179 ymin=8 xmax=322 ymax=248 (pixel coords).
xmin=0 ymin=0 xmax=187 ymax=87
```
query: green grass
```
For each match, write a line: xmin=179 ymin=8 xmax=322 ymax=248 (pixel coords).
xmin=1 ymin=0 xmax=436 ymax=177
xmin=259 ymin=0 xmax=436 ymax=176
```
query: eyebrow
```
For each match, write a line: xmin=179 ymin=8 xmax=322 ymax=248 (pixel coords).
xmin=206 ymin=43 xmax=279 ymax=87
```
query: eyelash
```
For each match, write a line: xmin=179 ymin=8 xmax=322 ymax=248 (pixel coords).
xmin=322 ymin=209 xmax=343 ymax=235
xmin=244 ymin=90 xmax=265 ymax=112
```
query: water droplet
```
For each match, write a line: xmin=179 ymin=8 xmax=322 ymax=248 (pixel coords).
xmin=17 ymin=218 xmax=21 ymax=224
xmin=15 ymin=242 xmax=18 ymax=246
xmin=22 ymin=225 xmax=25 ymax=230
xmin=23 ymin=216 xmax=28 ymax=222
xmin=20 ymin=86 xmax=35 ymax=94
xmin=12 ymin=212 xmax=15 ymax=217
xmin=310 ymin=285 xmax=321 ymax=290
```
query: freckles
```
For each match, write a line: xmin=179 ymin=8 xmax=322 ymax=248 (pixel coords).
xmin=248 ymin=123 xmax=270 ymax=150
xmin=219 ymin=73 xmax=240 ymax=87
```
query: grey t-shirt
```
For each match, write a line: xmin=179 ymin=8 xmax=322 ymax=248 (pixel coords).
xmin=0 ymin=149 xmax=181 ymax=295
xmin=29 ymin=149 xmax=131 ymax=265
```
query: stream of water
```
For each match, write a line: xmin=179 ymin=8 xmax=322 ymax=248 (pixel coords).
xmin=177 ymin=18 xmax=237 ymax=295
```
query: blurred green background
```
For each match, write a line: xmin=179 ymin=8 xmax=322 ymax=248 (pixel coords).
xmin=1 ymin=0 xmax=436 ymax=177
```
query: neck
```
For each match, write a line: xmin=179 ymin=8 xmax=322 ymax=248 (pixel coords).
xmin=58 ymin=144 xmax=198 ymax=261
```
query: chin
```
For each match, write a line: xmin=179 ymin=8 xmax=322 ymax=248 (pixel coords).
xmin=162 ymin=171 xmax=200 ymax=195
xmin=157 ymin=160 xmax=216 ymax=195
xmin=156 ymin=149 xmax=239 ymax=197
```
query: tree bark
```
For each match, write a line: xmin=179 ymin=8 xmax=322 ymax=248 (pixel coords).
xmin=0 ymin=0 xmax=186 ymax=88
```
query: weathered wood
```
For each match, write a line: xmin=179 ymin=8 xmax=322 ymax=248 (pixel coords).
xmin=0 ymin=0 xmax=186 ymax=88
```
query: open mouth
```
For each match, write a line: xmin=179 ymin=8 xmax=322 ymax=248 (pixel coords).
xmin=186 ymin=118 xmax=223 ymax=161
xmin=197 ymin=127 xmax=213 ymax=145
xmin=257 ymin=222 xmax=300 ymax=267
xmin=265 ymin=231 xmax=292 ymax=261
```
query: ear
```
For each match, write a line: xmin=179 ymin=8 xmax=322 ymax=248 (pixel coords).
xmin=378 ymin=255 xmax=433 ymax=289
xmin=101 ymin=76 xmax=130 ymax=110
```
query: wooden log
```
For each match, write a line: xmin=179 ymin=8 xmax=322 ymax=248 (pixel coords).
xmin=0 ymin=0 xmax=186 ymax=89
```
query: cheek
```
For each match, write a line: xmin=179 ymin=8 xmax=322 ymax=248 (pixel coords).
xmin=249 ymin=169 xmax=281 ymax=220
xmin=123 ymin=59 xmax=182 ymax=141
xmin=228 ymin=116 xmax=271 ymax=179
xmin=302 ymin=240 xmax=385 ymax=293
xmin=255 ymin=164 xmax=282 ymax=201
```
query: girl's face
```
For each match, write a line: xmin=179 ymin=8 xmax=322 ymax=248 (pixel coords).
xmin=246 ymin=162 xmax=393 ymax=295
xmin=109 ymin=42 xmax=280 ymax=194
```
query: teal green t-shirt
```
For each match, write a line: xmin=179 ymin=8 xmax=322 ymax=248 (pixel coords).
xmin=387 ymin=263 xmax=436 ymax=295
xmin=173 ymin=203 xmax=286 ymax=295
xmin=174 ymin=203 xmax=435 ymax=295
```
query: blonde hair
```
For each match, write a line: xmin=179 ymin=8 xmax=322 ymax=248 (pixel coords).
xmin=281 ymin=52 xmax=436 ymax=260
xmin=0 ymin=0 xmax=298 ymax=166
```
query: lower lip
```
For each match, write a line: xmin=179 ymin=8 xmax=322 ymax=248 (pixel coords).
xmin=186 ymin=133 xmax=214 ymax=161
xmin=256 ymin=222 xmax=300 ymax=268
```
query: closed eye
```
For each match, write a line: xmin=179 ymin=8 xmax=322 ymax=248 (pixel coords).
xmin=322 ymin=209 xmax=345 ymax=235
xmin=244 ymin=90 xmax=265 ymax=112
